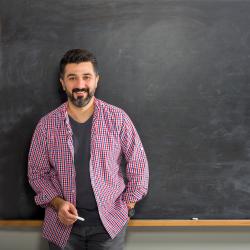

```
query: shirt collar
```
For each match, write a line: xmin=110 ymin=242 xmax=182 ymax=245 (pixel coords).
xmin=59 ymin=97 xmax=101 ymax=124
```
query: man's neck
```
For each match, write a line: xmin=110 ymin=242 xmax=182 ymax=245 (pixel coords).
xmin=67 ymin=97 xmax=95 ymax=123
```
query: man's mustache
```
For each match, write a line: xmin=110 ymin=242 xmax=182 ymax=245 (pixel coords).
xmin=72 ymin=88 xmax=89 ymax=93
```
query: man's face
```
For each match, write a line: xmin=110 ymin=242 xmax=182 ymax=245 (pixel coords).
xmin=60 ymin=62 xmax=99 ymax=108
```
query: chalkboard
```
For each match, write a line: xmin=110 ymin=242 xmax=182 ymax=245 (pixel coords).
xmin=1 ymin=0 xmax=250 ymax=220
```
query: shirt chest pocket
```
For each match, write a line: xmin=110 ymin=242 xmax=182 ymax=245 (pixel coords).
xmin=48 ymin=133 xmax=73 ymax=169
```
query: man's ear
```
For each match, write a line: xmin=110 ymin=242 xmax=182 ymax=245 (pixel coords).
xmin=60 ymin=78 xmax=65 ymax=91
xmin=95 ymin=74 xmax=100 ymax=88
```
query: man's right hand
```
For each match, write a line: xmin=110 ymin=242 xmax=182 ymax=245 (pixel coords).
xmin=50 ymin=197 xmax=78 ymax=225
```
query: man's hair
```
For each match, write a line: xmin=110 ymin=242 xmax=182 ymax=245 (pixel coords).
xmin=59 ymin=49 xmax=98 ymax=77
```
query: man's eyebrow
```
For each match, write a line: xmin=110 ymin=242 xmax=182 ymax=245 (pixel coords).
xmin=66 ymin=73 xmax=92 ymax=77
xmin=66 ymin=73 xmax=76 ymax=78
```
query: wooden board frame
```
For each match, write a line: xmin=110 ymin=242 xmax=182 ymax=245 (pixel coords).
xmin=1 ymin=220 xmax=250 ymax=227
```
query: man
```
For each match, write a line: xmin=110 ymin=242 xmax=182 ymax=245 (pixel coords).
xmin=28 ymin=49 xmax=149 ymax=250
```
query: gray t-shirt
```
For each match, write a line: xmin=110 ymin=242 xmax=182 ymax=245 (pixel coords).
xmin=69 ymin=115 xmax=103 ymax=226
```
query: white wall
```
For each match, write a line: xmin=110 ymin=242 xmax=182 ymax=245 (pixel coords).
xmin=126 ymin=228 xmax=250 ymax=250
xmin=1 ymin=228 xmax=250 ymax=250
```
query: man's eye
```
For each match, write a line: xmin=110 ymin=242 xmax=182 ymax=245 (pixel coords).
xmin=69 ymin=77 xmax=76 ymax=81
xmin=83 ymin=76 xmax=91 ymax=81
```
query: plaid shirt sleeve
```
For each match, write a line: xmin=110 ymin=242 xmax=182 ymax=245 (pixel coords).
xmin=28 ymin=120 xmax=62 ymax=207
xmin=120 ymin=111 xmax=149 ymax=204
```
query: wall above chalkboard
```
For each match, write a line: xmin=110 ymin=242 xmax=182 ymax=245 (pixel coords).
xmin=1 ymin=0 xmax=250 ymax=220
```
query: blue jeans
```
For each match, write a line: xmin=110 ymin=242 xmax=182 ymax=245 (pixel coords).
xmin=48 ymin=223 xmax=127 ymax=250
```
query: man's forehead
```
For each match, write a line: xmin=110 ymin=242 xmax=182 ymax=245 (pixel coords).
xmin=64 ymin=62 xmax=95 ymax=74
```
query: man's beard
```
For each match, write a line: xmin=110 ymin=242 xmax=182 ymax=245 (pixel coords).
xmin=65 ymin=87 xmax=94 ymax=108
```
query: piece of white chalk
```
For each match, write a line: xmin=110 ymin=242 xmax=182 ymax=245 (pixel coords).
xmin=192 ymin=217 xmax=199 ymax=220
xmin=76 ymin=216 xmax=85 ymax=221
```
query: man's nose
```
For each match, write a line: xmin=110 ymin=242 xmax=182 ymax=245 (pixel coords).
xmin=76 ymin=78 xmax=87 ymax=88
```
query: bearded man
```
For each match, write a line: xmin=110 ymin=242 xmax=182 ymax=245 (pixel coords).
xmin=28 ymin=49 xmax=149 ymax=250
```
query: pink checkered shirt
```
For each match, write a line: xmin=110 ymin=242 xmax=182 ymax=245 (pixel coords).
xmin=28 ymin=98 xmax=149 ymax=248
